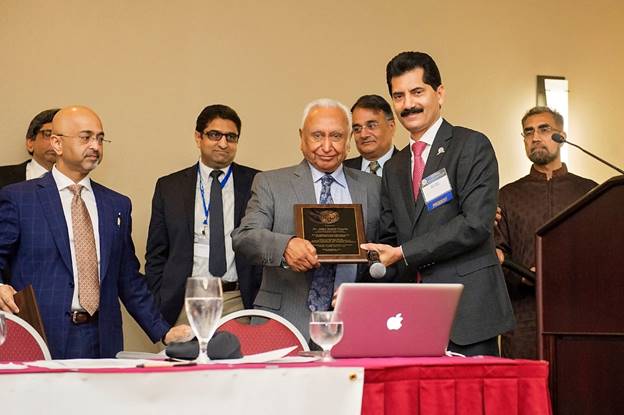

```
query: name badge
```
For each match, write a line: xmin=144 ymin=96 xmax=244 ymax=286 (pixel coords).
xmin=421 ymin=168 xmax=454 ymax=211
xmin=193 ymin=242 xmax=210 ymax=258
xmin=193 ymin=230 xmax=210 ymax=258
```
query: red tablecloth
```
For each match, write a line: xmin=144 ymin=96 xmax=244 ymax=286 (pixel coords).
xmin=1 ymin=356 xmax=551 ymax=414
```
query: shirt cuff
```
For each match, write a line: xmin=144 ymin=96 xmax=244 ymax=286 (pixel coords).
xmin=399 ymin=245 xmax=409 ymax=266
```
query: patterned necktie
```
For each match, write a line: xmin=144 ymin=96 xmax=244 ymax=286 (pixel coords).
xmin=369 ymin=160 xmax=380 ymax=176
xmin=307 ymin=174 xmax=337 ymax=311
xmin=68 ymin=184 xmax=99 ymax=315
xmin=209 ymin=170 xmax=227 ymax=277
xmin=412 ymin=141 xmax=427 ymax=200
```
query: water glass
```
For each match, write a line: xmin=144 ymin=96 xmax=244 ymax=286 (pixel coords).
xmin=184 ymin=277 xmax=223 ymax=364
xmin=309 ymin=311 xmax=344 ymax=361
xmin=0 ymin=312 xmax=6 ymax=347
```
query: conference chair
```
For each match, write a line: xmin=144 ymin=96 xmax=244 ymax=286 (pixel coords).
xmin=0 ymin=313 xmax=51 ymax=361
xmin=216 ymin=309 xmax=309 ymax=356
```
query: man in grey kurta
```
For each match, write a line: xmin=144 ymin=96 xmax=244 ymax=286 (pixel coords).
xmin=232 ymin=98 xmax=381 ymax=338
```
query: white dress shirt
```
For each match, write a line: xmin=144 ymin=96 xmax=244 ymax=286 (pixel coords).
xmin=409 ymin=117 xmax=443 ymax=176
xmin=308 ymin=162 xmax=357 ymax=287
xmin=360 ymin=146 xmax=395 ymax=176
xmin=26 ymin=158 xmax=49 ymax=180
xmin=52 ymin=166 xmax=101 ymax=311
xmin=192 ymin=160 xmax=238 ymax=282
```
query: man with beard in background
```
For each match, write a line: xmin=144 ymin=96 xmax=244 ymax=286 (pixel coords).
xmin=495 ymin=106 xmax=597 ymax=358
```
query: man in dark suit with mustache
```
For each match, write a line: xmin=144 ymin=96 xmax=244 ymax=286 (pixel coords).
xmin=362 ymin=51 xmax=514 ymax=356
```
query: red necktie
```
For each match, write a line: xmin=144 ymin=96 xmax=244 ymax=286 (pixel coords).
xmin=412 ymin=141 xmax=427 ymax=200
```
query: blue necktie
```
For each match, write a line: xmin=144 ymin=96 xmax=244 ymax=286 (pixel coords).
xmin=307 ymin=174 xmax=337 ymax=311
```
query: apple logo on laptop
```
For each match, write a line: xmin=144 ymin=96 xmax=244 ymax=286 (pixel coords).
xmin=386 ymin=313 xmax=403 ymax=330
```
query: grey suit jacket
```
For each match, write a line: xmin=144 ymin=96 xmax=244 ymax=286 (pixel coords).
xmin=232 ymin=160 xmax=381 ymax=338
xmin=380 ymin=120 xmax=515 ymax=345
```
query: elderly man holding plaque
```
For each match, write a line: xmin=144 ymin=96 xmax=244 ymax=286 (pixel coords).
xmin=232 ymin=98 xmax=381 ymax=338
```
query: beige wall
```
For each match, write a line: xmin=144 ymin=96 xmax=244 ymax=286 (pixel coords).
xmin=2 ymin=0 xmax=623 ymax=351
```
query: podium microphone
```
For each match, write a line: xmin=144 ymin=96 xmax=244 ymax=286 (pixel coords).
xmin=551 ymin=133 xmax=624 ymax=175
xmin=502 ymin=258 xmax=536 ymax=284
xmin=367 ymin=250 xmax=386 ymax=279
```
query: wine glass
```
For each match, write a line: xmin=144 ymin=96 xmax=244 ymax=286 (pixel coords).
xmin=309 ymin=311 xmax=343 ymax=361
xmin=0 ymin=312 xmax=7 ymax=347
xmin=184 ymin=277 xmax=223 ymax=364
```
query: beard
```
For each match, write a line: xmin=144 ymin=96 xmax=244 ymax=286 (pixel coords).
xmin=529 ymin=147 xmax=558 ymax=165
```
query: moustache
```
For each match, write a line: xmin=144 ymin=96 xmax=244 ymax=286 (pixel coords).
xmin=400 ymin=107 xmax=424 ymax=118
xmin=85 ymin=151 xmax=101 ymax=159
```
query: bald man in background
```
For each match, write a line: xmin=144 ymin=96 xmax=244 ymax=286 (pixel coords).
xmin=0 ymin=106 xmax=190 ymax=359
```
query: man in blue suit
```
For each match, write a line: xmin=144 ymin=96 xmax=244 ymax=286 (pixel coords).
xmin=0 ymin=106 xmax=189 ymax=359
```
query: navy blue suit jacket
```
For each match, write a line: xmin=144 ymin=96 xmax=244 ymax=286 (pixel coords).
xmin=0 ymin=173 xmax=170 ymax=359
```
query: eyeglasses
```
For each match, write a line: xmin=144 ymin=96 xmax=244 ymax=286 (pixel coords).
xmin=202 ymin=130 xmax=239 ymax=143
xmin=521 ymin=124 xmax=559 ymax=140
xmin=38 ymin=129 xmax=53 ymax=139
xmin=352 ymin=118 xmax=392 ymax=135
xmin=55 ymin=133 xmax=111 ymax=145
xmin=352 ymin=121 xmax=380 ymax=135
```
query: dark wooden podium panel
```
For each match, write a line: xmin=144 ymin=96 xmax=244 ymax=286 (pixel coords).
xmin=545 ymin=336 xmax=624 ymax=415
xmin=537 ymin=176 xmax=624 ymax=415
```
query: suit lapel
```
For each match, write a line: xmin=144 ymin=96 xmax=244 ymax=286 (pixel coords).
xmin=394 ymin=146 xmax=417 ymax=223
xmin=411 ymin=120 xmax=454 ymax=231
xmin=292 ymin=160 xmax=317 ymax=203
xmin=93 ymin=182 xmax=113 ymax=281
xmin=232 ymin=163 xmax=248 ymax=225
xmin=36 ymin=173 xmax=72 ymax=274
xmin=343 ymin=167 xmax=366 ymax=218
xmin=183 ymin=164 xmax=199 ymax=235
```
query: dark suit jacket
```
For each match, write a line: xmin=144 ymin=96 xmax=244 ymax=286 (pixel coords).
xmin=0 ymin=173 xmax=170 ymax=359
xmin=0 ymin=160 xmax=28 ymax=188
xmin=145 ymin=162 xmax=261 ymax=325
xmin=380 ymin=120 xmax=515 ymax=345
xmin=343 ymin=147 xmax=399 ymax=172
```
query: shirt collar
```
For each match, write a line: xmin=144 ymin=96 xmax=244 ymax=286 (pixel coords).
xmin=307 ymin=162 xmax=347 ymax=188
xmin=28 ymin=158 xmax=49 ymax=178
xmin=409 ymin=117 xmax=443 ymax=148
xmin=198 ymin=159 xmax=231 ymax=181
xmin=529 ymin=163 xmax=568 ymax=180
xmin=52 ymin=165 xmax=92 ymax=192
xmin=362 ymin=146 xmax=395 ymax=171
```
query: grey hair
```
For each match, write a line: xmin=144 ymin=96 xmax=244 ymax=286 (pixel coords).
xmin=300 ymin=98 xmax=352 ymax=132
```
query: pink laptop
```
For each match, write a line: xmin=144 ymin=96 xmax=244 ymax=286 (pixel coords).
xmin=331 ymin=283 xmax=463 ymax=358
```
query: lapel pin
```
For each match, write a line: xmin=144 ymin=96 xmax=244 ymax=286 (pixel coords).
xmin=117 ymin=213 xmax=121 ymax=227
xmin=436 ymin=147 xmax=445 ymax=156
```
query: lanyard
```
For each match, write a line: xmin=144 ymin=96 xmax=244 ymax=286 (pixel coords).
xmin=198 ymin=165 xmax=233 ymax=225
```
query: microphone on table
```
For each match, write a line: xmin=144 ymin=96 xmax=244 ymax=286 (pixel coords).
xmin=551 ymin=133 xmax=624 ymax=175
xmin=367 ymin=250 xmax=386 ymax=279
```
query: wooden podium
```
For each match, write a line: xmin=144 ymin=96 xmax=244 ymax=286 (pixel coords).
xmin=536 ymin=175 xmax=624 ymax=415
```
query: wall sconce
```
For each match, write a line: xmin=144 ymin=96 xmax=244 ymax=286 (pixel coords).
xmin=537 ymin=75 xmax=569 ymax=162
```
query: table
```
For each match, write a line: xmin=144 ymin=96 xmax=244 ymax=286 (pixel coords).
xmin=1 ymin=356 xmax=551 ymax=415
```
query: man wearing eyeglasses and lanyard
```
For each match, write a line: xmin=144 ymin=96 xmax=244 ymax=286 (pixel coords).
xmin=0 ymin=108 xmax=60 ymax=188
xmin=344 ymin=95 xmax=398 ymax=176
xmin=145 ymin=104 xmax=260 ymax=326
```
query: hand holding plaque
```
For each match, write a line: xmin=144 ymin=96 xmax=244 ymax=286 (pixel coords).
xmin=294 ymin=204 xmax=367 ymax=263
